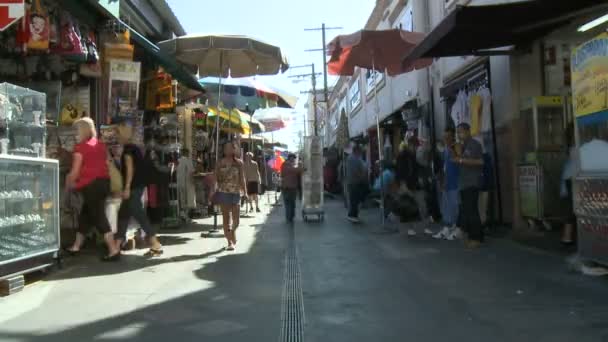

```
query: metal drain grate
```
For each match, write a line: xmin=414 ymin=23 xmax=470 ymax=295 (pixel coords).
xmin=279 ymin=228 xmax=305 ymax=342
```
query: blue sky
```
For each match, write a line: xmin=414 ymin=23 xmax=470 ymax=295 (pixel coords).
xmin=166 ymin=0 xmax=374 ymax=149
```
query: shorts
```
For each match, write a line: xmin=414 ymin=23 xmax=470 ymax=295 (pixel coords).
xmin=213 ymin=192 xmax=241 ymax=205
xmin=247 ymin=181 xmax=259 ymax=195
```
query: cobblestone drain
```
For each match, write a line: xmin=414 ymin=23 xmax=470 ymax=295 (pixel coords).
xmin=279 ymin=227 xmax=305 ymax=342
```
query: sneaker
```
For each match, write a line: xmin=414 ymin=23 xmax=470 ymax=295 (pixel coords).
xmin=433 ymin=226 xmax=451 ymax=240
xmin=407 ymin=229 xmax=417 ymax=236
xmin=423 ymin=228 xmax=434 ymax=235
xmin=256 ymin=207 xmax=261 ymax=213
xmin=447 ymin=227 xmax=463 ymax=240
xmin=347 ymin=216 xmax=361 ymax=223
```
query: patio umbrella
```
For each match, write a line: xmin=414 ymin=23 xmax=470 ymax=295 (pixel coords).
xmin=327 ymin=29 xmax=433 ymax=227
xmin=327 ymin=29 xmax=432 ymax=76
xmin=200 ymin=77 xmax=298 ymax=111
xmin=158 ymin=34 xmax=289 ymax=164
xmin=253 ymin=108 xmax=289 ymax=132
xmin=206 ymin=107 xmax=251 ymax=135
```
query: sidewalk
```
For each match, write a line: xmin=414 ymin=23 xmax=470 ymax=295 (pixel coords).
xmin=298 ymin=199 xmax=608 ymax=342
xmin=0 ymin=196 xmax=289 ymax=342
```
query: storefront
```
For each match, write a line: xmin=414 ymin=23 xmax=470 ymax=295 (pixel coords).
xmin=571 ymin=33 xmax=608 ymax=266
xmin=402 ymin=0 xmax=608 ymax=231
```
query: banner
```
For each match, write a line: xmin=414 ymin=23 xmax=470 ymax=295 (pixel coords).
xmin=571 ymin=33 xmax=608 ymax=118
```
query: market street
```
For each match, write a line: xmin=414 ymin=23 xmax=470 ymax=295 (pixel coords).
xmin=1 ymin=197 xmax=608 ymax=342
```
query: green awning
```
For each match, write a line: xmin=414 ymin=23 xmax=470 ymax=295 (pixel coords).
xmin=121 ymin=21 xmax=204 ymax=92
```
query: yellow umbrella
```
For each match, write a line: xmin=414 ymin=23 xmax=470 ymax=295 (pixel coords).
xmin=207 ymin=106 xmax=251 ymax=135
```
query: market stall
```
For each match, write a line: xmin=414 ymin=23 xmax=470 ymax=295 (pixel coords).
xmin=571 ymin=33 xmax=608 ymax=266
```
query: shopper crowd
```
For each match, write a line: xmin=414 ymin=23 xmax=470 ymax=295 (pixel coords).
xmin=345 ymin=123 xmax=489 ymax=249
xmin=63 ymin=117 xmax=272 ymax=260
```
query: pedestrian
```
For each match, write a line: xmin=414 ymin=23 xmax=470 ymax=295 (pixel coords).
xmin=345 ymin=145 xmax=368 ymax=223
xmin=177 ymin=148 xmax=196 ymax=219
xmin=453 ymin=123 xmax=484 ymax=248
xmin=396 ymin=137 xmax=432 ymax=236
xmin=212 ymin=141 xmax=247 ymax=250
xmin=281 ymin=153 xmax=304 ymax=223
xmin=560 ymin=124 xmax=576 ymax=245
xmin=64 ymin=118 xmax=121 ymax=261
xmin=244 ymin=152 xmax=262 ymax=213
xmin=113 ymin=118 xmax=164 ymax=257
xmin=433 ymin=127 xmax=462 ymax=240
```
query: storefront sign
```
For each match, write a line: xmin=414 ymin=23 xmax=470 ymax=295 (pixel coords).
xmin=518 ymin=164 xmax=540 ymax=218
xmin=0 ymin=0 xmax=24 ymax=31
xmin=571 ymin=33 xmax=608 ymax=118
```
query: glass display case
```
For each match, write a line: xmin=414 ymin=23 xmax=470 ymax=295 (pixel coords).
xmin=0 ymin=83 xmax=47 ymax=158
xmin=0 ymin=155 xmax=60 ymax=278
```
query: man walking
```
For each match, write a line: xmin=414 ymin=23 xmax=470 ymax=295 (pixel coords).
xmin=454 ymin=123 xmax=484 ymax=248
xmin=345 ymin=145 xmax=368 ymax=223
xmin=281 ymin=153 xmax=303 ymax=223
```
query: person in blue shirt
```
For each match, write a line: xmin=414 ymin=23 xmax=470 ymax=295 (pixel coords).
xmin=433 ymin=127 xmax=461 ymax=240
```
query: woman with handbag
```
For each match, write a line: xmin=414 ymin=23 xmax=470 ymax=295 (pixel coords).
xmin=210 ymin=141 xmax=247 ymax=251
xmin=64 ymin=118 xmax=121 ymax=261
xmin=113 ymin=118 xmax=163 ymax=256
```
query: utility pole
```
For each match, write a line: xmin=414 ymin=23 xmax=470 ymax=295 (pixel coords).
xmin=289 ymin=64 xmax=322 ymax=136
xmin=305 ymin=23 xmax=342 ymax=106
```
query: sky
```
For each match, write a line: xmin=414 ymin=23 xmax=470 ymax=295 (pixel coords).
xmin=166 ymin=0 xmax=375 ymax=149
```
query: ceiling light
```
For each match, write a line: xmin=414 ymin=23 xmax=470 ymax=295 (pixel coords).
xmin=578 ymin=13 xmax=608 ymax=32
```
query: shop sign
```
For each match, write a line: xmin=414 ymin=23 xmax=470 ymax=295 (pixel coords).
xmin=571 ymin=33 xmax=608 ymax=118
xmin=97 ymin=0 xmax=120 ymax=19
xmin=0 ymin=0 xmax=24 ymax=32
xmin=109 ymin=60 xmax=141 ymax=82
xmin=518 ymin=164 xmax=540 ymax=218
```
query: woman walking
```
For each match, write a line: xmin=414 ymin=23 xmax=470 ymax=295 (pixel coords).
xmin=114 ymin=119 xmax=163 ymax=256
xmin=212 ymin=141 xmax=247 ymax=250
xmin=65 ymin=118 xmax=121 ymax=261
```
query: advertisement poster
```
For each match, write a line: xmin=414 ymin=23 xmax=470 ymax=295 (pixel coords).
xmin=571 ymin=32 xmax=608 ymax=118
xmin=518 ymin=164 xmax=540 ymax=218
xmin=108 ymin=60 xmax=141 ymax=118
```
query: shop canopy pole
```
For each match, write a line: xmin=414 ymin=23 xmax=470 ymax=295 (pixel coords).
xmin=215 ymin=54 xmax=223 ymax=167
xmin=372 ymin=56 xmax=385 ymax=228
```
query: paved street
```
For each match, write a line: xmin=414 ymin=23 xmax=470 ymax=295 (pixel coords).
xmin=1 ymin=196 xmax=608 ymax=341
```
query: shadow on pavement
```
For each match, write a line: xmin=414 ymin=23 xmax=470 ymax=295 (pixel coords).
xmin=0 ymin=204 xmax=288 ymax=342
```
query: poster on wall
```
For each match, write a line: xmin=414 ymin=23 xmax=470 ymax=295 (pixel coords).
xmin=518 ymin=164 xmax=540 ymax=219
xmin=571 ymin=32 xmax=608 ymax=118
xmin=108 ymin=60 xmax=141 ymax=118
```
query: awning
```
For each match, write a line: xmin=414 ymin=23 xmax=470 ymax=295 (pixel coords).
xmin=403 ymin=0 xmax=608 ymax=64
xmin=122 ymin=21 xmax=204 ymax=92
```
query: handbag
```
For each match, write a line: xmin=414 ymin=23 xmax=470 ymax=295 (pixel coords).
xmin=108 ymin=159 xmax=123 ymax=195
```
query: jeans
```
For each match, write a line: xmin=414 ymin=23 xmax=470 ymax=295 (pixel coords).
xmin=78 ymin=178 xmax=112 ymax=235
xmin=460 ymin=187 xmax=483 ymax=242
xmin=441 ymin=189 xmax=460 ymax=226
xmin=413 ymin=190 xmax=428 ymax=221
xmin=116 ymin=187 xmax=156 ymax=240
xmin=282 ymin=188 xmax=297 ymax=222
xmin=347 ymin=183 xmax=367 ymax=218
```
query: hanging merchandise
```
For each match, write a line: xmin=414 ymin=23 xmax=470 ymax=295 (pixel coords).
xmin=59 ymin=85 xmax=90 ymax=125
xmin=193 ymin=108 xmax=206 ymax=127
xmin=104 ymin=26 xmax=134 ymax=61
xmin=469 ymin=91 xmax=482 ymax=136
xmin=26 ymin=0 xmax=50 ymax=51
xmin=79 ymin=31 xmax=101 ymax=78
xmin=52 ymin=12 xmax=86 ymax=61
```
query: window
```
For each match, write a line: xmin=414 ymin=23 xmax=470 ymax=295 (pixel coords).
xmin=366 ymin=69 xmax=384 ymax=94
xmin=349 ymin=80 xmax=361 ymax=110
xmin=397 ymin=2 xmax=414 ymax=31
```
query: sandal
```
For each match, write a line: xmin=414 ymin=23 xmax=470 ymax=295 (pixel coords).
xmin=225 ymin=244 xmax=235 ymax=251
xmin=144 ymin=248 xmax=164 ymax=257
xmin=101 ymin=252 xmax=121 ymax=262
xmin=63 ymin=247 xmax=80 ymax=257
